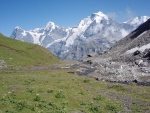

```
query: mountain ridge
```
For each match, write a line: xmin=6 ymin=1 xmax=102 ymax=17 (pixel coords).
xmin=10 ymin=11 xmax=150 ymax=59
xmin=108 ymin=18 xmax=150 ymax=56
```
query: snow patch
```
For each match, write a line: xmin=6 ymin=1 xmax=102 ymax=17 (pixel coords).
xmin=46 ymin=30 xmax=70 ymax=48
xmin=28 ymin=32 xmax=41 ymax=44
xmin=126 ymin=47 xmax=139 ymax=54
xmin=139 ymin=43 xmax=150 ymax=52
xmin=65 ymin=17 xmax=93 ymax=47
xmin=137 ymin=31 xmax=147 ymax=38
xmin=121 ymin=29 xmax=128 ymax=37
xmin=126 ymin=43 xmax=150 ymax=54
xmin=22 ymin=31 xmax=27 ymax=36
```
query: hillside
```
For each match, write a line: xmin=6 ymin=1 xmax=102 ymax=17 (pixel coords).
xmin=0 ymin=34 xmax=150 ymax=112
xmin=107 ymin=18 xmax=150 ymax=56
xmin=76 ymin=19 xmax=150 ymax=84
xmin=0 ymin=34 xmax=61 ymax=69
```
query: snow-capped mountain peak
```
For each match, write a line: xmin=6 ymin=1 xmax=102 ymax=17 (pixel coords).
xmin=123 ymin=16 xmax=150 ymax=27
xmin=15 ymin=26 xmax=23 ymax=30
xmin=91 ymin=11 xmax=109 ymax=22
xmin=77 ymin=11 xmax=109 ymax=30
xmin=11 ymin=11 xmax=150 ymax=60
xmin=92 ymin=11 xmax=108 ymax=18
xmin=45 ymin=21 xmax=57 ymax=30
xmin=78 ymin=17 xmax=92 ymax=28
xmin=32 ymin=28 xmax=41 ymax=32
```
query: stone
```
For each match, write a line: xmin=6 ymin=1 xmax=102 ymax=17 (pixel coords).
xmin=133 ymin=50 xmax=140 ymax=56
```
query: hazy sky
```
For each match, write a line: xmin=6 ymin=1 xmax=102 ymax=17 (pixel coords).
xmin=0 ymin=0 xmax=150 ymax=36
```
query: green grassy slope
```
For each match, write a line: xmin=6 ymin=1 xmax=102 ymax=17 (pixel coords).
xmin=0 ymin=34 xmax=150 ymax=113
xmin=0 ymin=34 xmax=61 ymax=69
xmin=0 ymin=70 xmax=150 ymax=113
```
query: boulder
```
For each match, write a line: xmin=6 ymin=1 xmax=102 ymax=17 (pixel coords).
xmin=87 ymin=54 xmax=92 ymax=57
xmin=143 ymin=50 xmax=150 ymax=59
xmin=87 ymin=60 xmax=92 ymax=65
xmin=135 ymin=60 xmax=143 ymax=66
xmin=133 ymin=50 xmax=140 ymax=56
xmin=132 ymin=79 xmax=138 ymax=83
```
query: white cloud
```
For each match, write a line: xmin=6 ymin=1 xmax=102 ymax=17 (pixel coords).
xmin=125 ymin=7 xmax=135 ymax=19
xmin=107 ymin=12 xmax=117 ymax=19
xmin=107 ymin=8 xmax=136 ymax=22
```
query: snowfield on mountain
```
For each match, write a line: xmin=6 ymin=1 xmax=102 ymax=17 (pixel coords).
xmin=11 ymin=11 xmax=150 ymax=59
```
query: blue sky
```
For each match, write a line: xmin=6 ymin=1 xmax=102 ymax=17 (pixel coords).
xmin=0 ymin=0 xmax=150 ymax=36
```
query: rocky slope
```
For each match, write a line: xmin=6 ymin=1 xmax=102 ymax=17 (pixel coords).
xmin=10 ymin=12 xmax=149 ymax=59
xmin=76 ymin=19 xmax=150 ymax=84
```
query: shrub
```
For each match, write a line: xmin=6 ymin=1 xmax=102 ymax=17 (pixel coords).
xmin=79 ymin=90 xmax=84 ymax=95
xmin=26 ymin=88 xmax=34 ymax=93
xmin=55 ymin=91 xmax=65 ymax=99
xmin=23 ymin=78 xmax=35 ymax=85
xmin=83 ymin=79 xmax=90 ymax=83
xmin=47 ymin=89 xmax=54 ymax=93
xmin=88 ymin=104 xmax=102 ymax=113
xmin=105 ymin=104 xmax=117 ymax=112
xmin=5 ymin=109 xmax=15 ymax=113
xmin=80 ymin=101 xmax=87 ymax=106
xmin=108 ymin=84 xmax=125 ymax=92
xmin=93 ymin=95 xmax=103 ymax=101
xmin=34 ymin=94 xmax=41 ymax=101
xmin=16 ymin=100 xmax=28 ymax=111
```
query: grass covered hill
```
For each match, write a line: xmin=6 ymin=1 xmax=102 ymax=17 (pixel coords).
xmin=0 ymin=34 xmax=61 ymax=69
xmin=0 ymin=34 xmax=150 ymax=113
xmin=0 ymin=69 xmax=150 ymax=113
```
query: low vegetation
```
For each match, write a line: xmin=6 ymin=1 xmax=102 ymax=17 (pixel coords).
xmin=0 ymin=34 xmax=150 ymax=112
xmin=0 ymin=34 xmax=61 ymax=69
xmin=0 ymin=69 xmax=150 ymax=113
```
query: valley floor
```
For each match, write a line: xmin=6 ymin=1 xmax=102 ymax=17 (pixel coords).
xmin=0 ymin=65 xmax=150 ymax=113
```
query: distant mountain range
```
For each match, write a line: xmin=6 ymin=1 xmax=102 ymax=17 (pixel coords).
xmin=10 ymin=11 xmax=149 ymax=59
xmin=108 ymin=18 xmax=150 ymax=61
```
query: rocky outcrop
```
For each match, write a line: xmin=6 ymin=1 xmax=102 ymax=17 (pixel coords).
xmin=0 ymin=60 xmax=7 ymax=69
xmin=75 ymin=19 xmax=150 ymax=84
